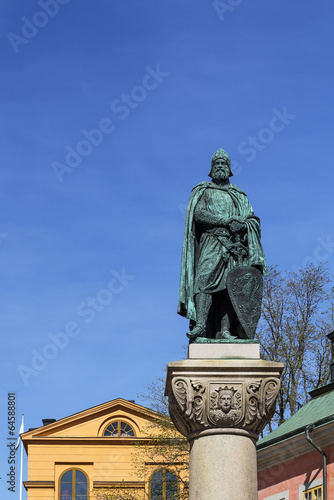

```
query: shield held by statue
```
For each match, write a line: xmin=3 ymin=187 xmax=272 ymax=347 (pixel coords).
xmin=226 ymin=266 xmax=263 ymax=339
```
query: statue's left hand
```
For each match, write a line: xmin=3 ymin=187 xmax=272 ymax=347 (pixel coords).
xmin=230 ymin=221 xmax=246 ymax=233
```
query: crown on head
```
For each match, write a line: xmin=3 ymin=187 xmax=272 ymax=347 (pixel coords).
xmin=217 ymin=386 xmax=235 ymax=397
xmin=210 ymin=147 xmax=231 ymax=167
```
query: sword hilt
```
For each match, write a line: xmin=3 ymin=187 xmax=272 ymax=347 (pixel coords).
xmin=234 ymin=233 xmax=247 ymax=266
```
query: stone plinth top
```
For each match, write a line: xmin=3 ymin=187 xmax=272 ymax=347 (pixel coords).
xmin=188 ymin=342 xmax=260 ymax=360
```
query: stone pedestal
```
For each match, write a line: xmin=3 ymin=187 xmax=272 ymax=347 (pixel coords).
xmin=165 ymin=346 xmax=283 ymax=500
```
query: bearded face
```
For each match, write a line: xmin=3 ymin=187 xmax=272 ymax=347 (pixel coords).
xmin=210 ymin=158 xmax=231 ymax=181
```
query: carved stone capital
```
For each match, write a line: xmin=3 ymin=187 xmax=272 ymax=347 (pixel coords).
xmin=165 ymin=359 xmax=283 ymax=441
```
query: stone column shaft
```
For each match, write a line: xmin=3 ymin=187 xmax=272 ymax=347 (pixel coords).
xmin=189 ymin=433 xmax=257 ymax=499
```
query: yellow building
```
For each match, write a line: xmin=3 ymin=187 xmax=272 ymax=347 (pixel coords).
xmin=22 ymin=398 xmax=185 ymax=500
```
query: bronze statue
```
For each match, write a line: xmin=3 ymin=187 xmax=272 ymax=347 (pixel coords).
xmin=178 ymin=148 xmax=267 ymax=341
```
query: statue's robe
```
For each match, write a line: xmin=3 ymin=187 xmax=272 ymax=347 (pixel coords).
xmin=177 ymin=181 xmax=268 ymax=323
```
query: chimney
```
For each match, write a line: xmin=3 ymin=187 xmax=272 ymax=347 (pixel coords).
xmin=327 ymin=331 xmax=334 ymax=382
xmin=42 ymin=418 xmax=56 ymax=426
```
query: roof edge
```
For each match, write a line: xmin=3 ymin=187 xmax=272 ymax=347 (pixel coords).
xmin=21 ymin=398 xmax=160 ymax=438
xmin=257 ymin=413 xmax=334 ymax=450
xmin=309 ymin=381 xmax=334 ymax=398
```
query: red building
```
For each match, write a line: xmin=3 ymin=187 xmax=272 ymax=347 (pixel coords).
xmin=257 ymin=334 xmax=334 ymax=500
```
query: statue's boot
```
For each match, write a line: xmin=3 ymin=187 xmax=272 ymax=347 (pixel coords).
xmin=217 ymin=330 xmax=237 ymax=340
xmin=216 ymin=298 xmax=237 ymax=340
xmin=187 ymin=293 xmax=212 ymax=339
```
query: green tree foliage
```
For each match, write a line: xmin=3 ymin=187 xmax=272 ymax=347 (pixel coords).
xmin=257 ymin=263 xmax=334 ymax=428
xmin=134 ymin=376 xmax=189 ymax=499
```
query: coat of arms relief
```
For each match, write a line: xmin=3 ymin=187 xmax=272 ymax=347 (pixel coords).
xmin=169 ymin=376 xmax=280 ymax=438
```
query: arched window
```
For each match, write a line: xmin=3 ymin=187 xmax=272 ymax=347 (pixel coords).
xmin=103 ymin=421 xmax=135 ymax=437
xmin=150 ymin=469 xmax=178 ymax=499
xmin=60 ymin=469 xmax=88 ymax=500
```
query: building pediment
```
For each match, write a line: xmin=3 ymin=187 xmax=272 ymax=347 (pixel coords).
xmin=22 ymin=398 xmax=159 ymax=446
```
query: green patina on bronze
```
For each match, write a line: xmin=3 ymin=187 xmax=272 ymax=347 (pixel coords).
xmin=178 ymin=148 xmax=268 ymax=343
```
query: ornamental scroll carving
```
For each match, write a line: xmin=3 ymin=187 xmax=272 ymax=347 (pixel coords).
xmin=168 ymin=376 xmax=280 ymax=438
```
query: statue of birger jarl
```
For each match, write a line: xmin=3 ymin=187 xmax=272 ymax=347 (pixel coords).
xmin=178 ymin=148 xmax=268 ymax=342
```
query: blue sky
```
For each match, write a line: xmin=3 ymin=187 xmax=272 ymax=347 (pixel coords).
xmin=1 ymin=0 xmax=334 ymax=497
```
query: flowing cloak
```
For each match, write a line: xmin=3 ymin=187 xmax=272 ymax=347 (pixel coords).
xmin=177 ymin=181 xmax=268 ymax=322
